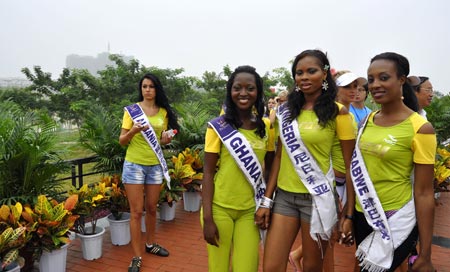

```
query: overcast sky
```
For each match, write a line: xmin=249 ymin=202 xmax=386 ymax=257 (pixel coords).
xmin=1 ymin=0 xmax=449 ymax=93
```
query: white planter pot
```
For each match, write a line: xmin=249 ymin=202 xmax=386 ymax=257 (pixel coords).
xmin=159 ymin=202 xmax=176 ymax=221
xmin=107 ymin=212 xmax=131 ymax=246
xmin=183 ymin=191 xmax=201 ymax=212
xmin=141 ymin=211 xmax=160 ymax=232
xmin=76 ymin=226 xmax=105 ymax=260
xmin=39 ymin=243 xmax=69 ymax=272
xmin=4 ymin=262 xmax=20 ymax=272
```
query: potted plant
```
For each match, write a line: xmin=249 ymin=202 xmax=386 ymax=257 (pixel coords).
xmin=103 ymin=175 xmax=131 ymax=246
xmin=0 ymin=101 xmax=69 ymax=206
xmin=0 ymin=101 xmax=70 ymax=271
xmin=0 ymin=226 xmax=27 ymax=272
xmin=69 ymin=182 xmax=109 ymax=260
xmin=104 ymin=175 xmax=129 ymax=220
xmin=434 ymin=146 xmax=450 ymax=203
xmin=169 ymin=148 xmax=203 ymax=212
xmin=0 ymin=202 xmax=33 ymax=272
xmin=20 ymin=195 xmax=78 ymax=272
xmin=0 ymin=202 xmax=35 ymax=272
xmin=158 ymin=177 xmax=185 ymax=221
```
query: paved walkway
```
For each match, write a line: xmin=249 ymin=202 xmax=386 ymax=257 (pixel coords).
xmin=65 ymin=193 xmax=450 ymax=272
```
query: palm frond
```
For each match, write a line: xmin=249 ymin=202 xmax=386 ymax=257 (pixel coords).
xmin=170 ymin=101 xmax=213 ymax=152
xmin=79 ymin=104 xmax=126 ymax=174
xmin=0 ymin=101 xmax=69 ymax=201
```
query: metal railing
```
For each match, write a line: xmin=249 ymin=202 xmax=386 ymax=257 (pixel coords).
xmin=56 ymin=155 xmax=105 ymax=189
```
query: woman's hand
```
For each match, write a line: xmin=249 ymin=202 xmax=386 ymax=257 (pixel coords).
xmin=255 ymin=207 xmax=271 ymax=230
xmin=338 ymin=216 xmax=354 ymax=246
xmin=410 ymin=255 xmax=435 ymax=272
xmin=160 ymin=130 xmax=174 ymax=145
xmin=131 ymin=122 xmax=148 ymax=134
xmin=203 ymin=219 xmax=220 ymax=247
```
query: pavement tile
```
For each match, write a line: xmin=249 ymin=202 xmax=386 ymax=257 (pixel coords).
xmin=63 ymin=192 xmax=450 ymax=271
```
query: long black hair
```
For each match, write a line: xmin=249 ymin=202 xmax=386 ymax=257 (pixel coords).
xmin=370 ymin=52 xmax=418 ymax=112
xmin=138 ymin=73 xmax=179 ymax=130
xmin=223 ymin=65 xmax=266 ymax=138
xmin=287 ymin=49 xmax=338 ymax=127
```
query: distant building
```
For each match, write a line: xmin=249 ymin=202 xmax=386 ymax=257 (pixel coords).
xmin=0 ymin=77 xmax=31 ymax=88
xmin=66 ymin=52 xmax=134 ymax=75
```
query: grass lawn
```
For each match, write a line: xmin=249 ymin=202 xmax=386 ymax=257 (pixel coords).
xmin=54 ymin=129 xmax=94 ymax=159
xmin=54 ymin=128 xmax=106 ymax=190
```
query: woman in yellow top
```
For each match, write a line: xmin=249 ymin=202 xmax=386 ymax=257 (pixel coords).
xmin=202 ymin=65 xmax=275 ymax=272
xmin=119 ymin=73 xmax=179 ymax=272
xmin=256 ymin=49 xmax=356 ymax=272
xmin=332 ymin=70 xmax=366 ymax=205
xmin=289 ymin=70 xmax=365 ymax=271
xmin=345 ymin=52 xmax=436 ymax=272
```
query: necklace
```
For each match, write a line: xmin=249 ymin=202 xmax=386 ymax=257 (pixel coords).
xmin=350 ymin=104 xmax=369 ymax=124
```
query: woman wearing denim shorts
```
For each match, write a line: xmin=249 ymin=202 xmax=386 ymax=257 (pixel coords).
xmin=255 ymin=50 xmax=356 ymax=272
xmin=119 ymin=73 xmax=179 ymax=272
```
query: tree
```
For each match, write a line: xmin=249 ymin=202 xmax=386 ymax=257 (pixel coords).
xmin=263 ymin=67 xmax=294 ymax=93
xmin=96 ymin=54 xmax=142 ymax=106
xmin=21 ymin=66 xmax=57 ymax=97
xmin=145 ymin=67 xmax=198 ymax=105
xmin=427 ymin=93 xmax=450 ymax=144
xmin=196 ymin=69 xmax=228 ymax=116
xmin=0 ymin=88 xmax=41 ymax=110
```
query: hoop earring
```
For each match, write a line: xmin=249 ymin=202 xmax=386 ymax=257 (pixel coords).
xmin=322 ymin=80 xmax=329 ymax=91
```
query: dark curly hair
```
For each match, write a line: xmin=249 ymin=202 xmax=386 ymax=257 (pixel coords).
xmin=287 ymin=49 xmax=338 ymax=127
xmin=370 ymin=52 xmax=418 ymax=112
xmin=138 ymin=73 xmax=179 ymax=130
xmin=223 ymin=65 xmax=266 ymax=138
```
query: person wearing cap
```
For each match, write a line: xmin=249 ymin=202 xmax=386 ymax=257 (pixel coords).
xmin=409 ymin=76 xmax=434 ymax=120
xmin=335 ymin=70 xmax=366 ymax=121
xmin=332 ymin=70 xmax=363 ymax=203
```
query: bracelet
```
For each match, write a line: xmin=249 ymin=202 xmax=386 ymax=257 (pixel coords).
xmin=344 ymin=214 xmax=354 ymax=220
xmin=259 ymin=196 xmax=274 ymax=209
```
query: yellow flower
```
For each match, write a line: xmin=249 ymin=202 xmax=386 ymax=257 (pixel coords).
xmin=435 ymin=146 xmax=450 ymax=190
xmin=92 ymin=195 xmax=104 ymax=202
xmin=435 ymin=164 xmax=450 ymax=185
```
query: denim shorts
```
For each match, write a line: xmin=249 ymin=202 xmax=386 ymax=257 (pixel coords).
xmin=122 ymin=161 xmax=163 ymax=185
xmin=272 ymin=188 xmax=313 ymax=223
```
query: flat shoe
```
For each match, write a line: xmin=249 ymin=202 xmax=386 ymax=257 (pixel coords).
xmin=145 ymin=243 xmax=169 ymax=257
